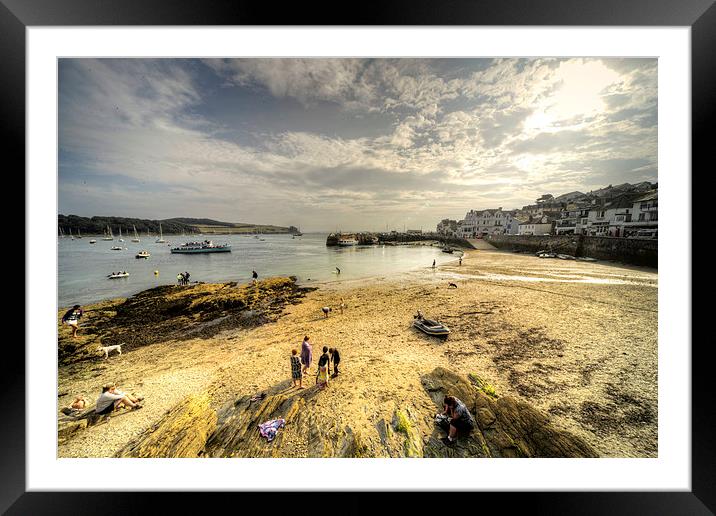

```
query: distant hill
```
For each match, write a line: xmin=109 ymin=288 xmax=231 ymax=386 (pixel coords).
xmin=58 ymin=215 xmax=297 ymax=235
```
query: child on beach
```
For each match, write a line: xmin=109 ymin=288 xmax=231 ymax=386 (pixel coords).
xmin=290 ymin=349 xmax=304 ymax=389
xmin=329 ymin=347 xmax=341 ymax=377
xmin=316 ymin=346 xmax=330 ymax=389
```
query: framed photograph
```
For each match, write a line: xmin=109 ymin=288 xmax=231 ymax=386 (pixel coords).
xmin=8 ymin=0 xmax=712 ymax=513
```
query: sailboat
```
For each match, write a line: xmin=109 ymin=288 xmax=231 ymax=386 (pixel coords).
xmin=102 ymin=225 xmax=114 ymax=241
xmin=118 ymin=227 xmax=124 ymax=242
xmin=131 ymin=225 xmax=140 ymax=243
xmin=59 ymin=227 xmax=65 ymax=238
xmin=76 ymin=228 xmax=82 ymax=239
xmin=69 ymin=228 xmax=74 ymax=240
xmin=155 ymin=223 xmax=166 ymax=243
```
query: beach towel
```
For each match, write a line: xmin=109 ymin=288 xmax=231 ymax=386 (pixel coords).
xmin=258 ymin=418 xmax=286 ymax=442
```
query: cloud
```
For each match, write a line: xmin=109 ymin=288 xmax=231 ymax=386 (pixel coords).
xmin=59 ymin=58 xmax=658 ymax=230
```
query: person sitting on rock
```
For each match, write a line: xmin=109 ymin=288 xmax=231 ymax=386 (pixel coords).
xmin=439 ymin=394 xmax=476 ymax=446
xmin=94 ymin=383 xmax=143 ymax=417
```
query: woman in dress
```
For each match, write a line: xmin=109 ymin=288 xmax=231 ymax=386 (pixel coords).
xmin=300 ymin=336 xmax=313 ymax=376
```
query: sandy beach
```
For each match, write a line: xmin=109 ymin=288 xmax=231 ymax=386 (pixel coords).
xmin=58 ymin=247 xmax=657 ymax=458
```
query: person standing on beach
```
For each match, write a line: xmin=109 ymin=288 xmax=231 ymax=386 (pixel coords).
xmin=252 ymin=270 xmax=258 ymax=284
xmin=300 ymin=336 xmax=313 ymax=376
xmin=329 ymin=347 xmax=341 ymax=377
xmin=184 ymin=271 xmax=190 ymax=285
xmin=290 ymin=349 xmax=304 ymax=389
xmin=432 ymin=259 xmax=436 ymax=269
xmin=316 ymin=346 xmax=330 ymax=388
xmin=177 ymin=273 xmax=183 ymax=285
xmin=61 ymin=305 xmax=83 ymax=338
xmin=459 ymin=256 xmax=462 ymax=266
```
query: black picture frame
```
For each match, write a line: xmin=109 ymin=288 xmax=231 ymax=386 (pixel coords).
xmin=6 ymin=0 xmax=712 ymax=513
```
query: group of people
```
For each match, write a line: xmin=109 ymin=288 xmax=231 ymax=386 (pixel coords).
xmin=291 ymin=335 xmax=341 ymax=390
xmin=61 ymin=382 xmax=144 ymax=420
xmin=176 ymin=271 xmax=191 ymax=285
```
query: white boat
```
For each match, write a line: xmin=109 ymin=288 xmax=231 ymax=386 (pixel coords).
xmin=89 ymin=239 xmax=97 ymax=244
xmin=110 ymin=246 xmax=123 ymax=251
xmin=337 ymin=235 xmax=358 ymax=246
xmin=69 ymin=228 xmax=74 ymax=240
xmin=131 ymin=225 xmax=140 ymax=243
xmin=118 ymin=227 xmax=124 ymax=242
xmin=59 ymin=227 xmax=65 ymax=238
xmin=76 ymin=229 xmax=82 ymax=239
xmin=107 ymin=272 xmax=129 ymax=279
xmin=156 ymin=223 xmax=166 ymax=243
xmin=102 ymin=225 xmax=114 ymax=241
xmin=135 ymin=250 xmax=150 ymax=258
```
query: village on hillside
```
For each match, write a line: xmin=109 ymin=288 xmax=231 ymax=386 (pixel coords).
xmin=435 ymin=182 xmax=658 ymax=240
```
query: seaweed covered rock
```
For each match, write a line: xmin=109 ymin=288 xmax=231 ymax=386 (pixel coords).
xmin=421 ymin=367 xmax=597 ymax=458
xmin=58 ymin=277 xmax=313 ymax=365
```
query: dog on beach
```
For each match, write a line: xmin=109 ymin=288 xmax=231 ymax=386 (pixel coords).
xmin=99 ymin=344 xmax=122 ymax=359
xmin=321 ymin=306 xmax=332 ymax=318
xmin=339 ymin=298 xmax=347 ymax=314
xmin=448 ymin=282 xmax=458 ymax=289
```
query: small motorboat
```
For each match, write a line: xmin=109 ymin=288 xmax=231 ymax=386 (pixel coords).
xmin=110 ymin=246 xmax=123 ymax=251
xmin=107 ymin=272 xmax=129 ymax=279
xmin=89 ymin=239 xmax=97 ymax=244
xmin=135 ymin=250 xmax=150 ymax=259
xmin=576 ymin=256 xmax=597 ymax=262
xmin=557 ymin=254 xmax=576 ymax=260
xmin=413 ymin=310 xmax=450 ymax=338
xmin=441 ymin=246 xmax=454 ymax=254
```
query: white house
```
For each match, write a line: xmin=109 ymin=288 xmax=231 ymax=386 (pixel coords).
xmin=518 ymin=215 xmax=554 ymax=235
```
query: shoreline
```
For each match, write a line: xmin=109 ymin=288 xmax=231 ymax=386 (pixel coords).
xmin=58 ymin=249 xmax=657 ymax=458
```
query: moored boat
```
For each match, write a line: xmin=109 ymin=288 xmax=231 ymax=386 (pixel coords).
xmin=413 ymin=310 xmax=450 ymax=338
xmin=337 ymin=235 xmax=358 ymax=246
xmin=110 ymin=246 xmax=123 ymax=251
xmin=170 ymin=240 xmax=231 ymax=254
xmin=107 ymin=272 xmax=129 ymax=279
xmin=135 ymin=250 xmax=150 ymax=259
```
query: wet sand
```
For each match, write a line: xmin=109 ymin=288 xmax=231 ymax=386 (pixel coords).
xmin=58 ymin=248 xmax=657 ymax=458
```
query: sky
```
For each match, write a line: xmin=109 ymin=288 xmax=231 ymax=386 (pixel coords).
xmin=58 ymin=58 xmax=657 ymax=232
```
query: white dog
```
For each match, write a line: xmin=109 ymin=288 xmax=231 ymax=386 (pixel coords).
xmin=99 ymin=344 xmax=122 ymax=359
xmin=339 ymin=298 xmax=347 ymax=314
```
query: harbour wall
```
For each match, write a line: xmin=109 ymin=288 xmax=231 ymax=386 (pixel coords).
xmin=486 ymin=234 xmax=657 ymax=268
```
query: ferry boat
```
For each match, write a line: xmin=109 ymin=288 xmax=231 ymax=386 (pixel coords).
xmin=170 ymin=240 xmax=231 ymax=254
xmin=337 ymin=235 xmax=359 ymax=246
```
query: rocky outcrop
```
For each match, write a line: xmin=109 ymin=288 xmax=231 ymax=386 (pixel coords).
xmin=115 ymin=392 xmax=217 ymax=458
xmin=421 ymin=367 xmax=597 ymax=458
xmin=58 ymin=277 xmax=314 ymax=365
xmin=61 ymin=367 xmax=597 ymax=458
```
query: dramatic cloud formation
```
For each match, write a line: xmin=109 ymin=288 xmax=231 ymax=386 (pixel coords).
xmin=59 ymin=58 xmax=657 ymax=231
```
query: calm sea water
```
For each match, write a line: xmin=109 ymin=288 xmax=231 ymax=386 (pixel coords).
xmin=58 ymin=233 xmax=457 ymax=307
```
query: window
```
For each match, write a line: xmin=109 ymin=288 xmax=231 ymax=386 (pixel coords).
xmin=638 ymin=213 xmax=645 ymax=221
